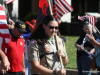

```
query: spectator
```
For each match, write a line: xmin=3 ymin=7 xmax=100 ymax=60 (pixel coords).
xmin=0 ymin=21 xmax=27 ymax=75
xmin=74 ymin=21 xmax=99 ymax=75
xmin=86 ymin=34 xmax=100 ymax=75
xmin=22 ymin=19 xmax=36 ymax=39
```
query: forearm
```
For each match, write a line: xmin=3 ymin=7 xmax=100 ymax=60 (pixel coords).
xmin=22 ymin=53 xmax=25 ymax=67
xmin=91 ymin=39 xmax=100 ymax=48
xmin=8 ymin=25 xmax=14 ymax=30
xmin=0 ymin=50 xmax=6 ymax=61
xmin=89 ymin=48 xmax=95 ymax=54
xmin=62 ymin=57 xmax=68 ymax=66
xmin=95 ymin=42 xmax=100 ymax=48
xmin=75 ymin=43 xmax=81 ymax=49
xmin=30 ymin=61 xmax=54 ymax=75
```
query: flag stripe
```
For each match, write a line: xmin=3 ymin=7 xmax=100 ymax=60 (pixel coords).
xmin=0 ymin=37 xmax=3 ymax=49
xmin=56 ymin=0 xmax=67 ymax=14
xmin=0 ymin=4 xmax=10 ymax=50
xmin=0 ymin=20 xmax=7 ymax=24
xmin=59 ymin=0 xmax=71 ymax=12
xmin=0 ymin=33 xmax=10 ymax=38
xmin=0 ymin=29 xmax=9 ymax=34
xmin=63 ymin=0 xmax=74 ymax=12
xmin=78 ymin=15 xmax=95 ymax=27
xmin=0 ymin=10 xmax=6 ymax=15
xmin=6 ymin=0 xmax=14 ymax=4
xmin=0 ymin=24 xmax=8 ymax=29
xmin=0 ymin=7 xmax=4 ymax=10
xmin=0 ymin=15 xmax=7 ymax=19
xmin=54 ymin=0 xmax=74 ymax=23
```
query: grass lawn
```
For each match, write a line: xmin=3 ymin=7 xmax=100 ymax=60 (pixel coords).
xmin=63 ymin=36 xmax=79 ymax=69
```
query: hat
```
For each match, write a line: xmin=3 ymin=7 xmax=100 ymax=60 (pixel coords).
xmin=26 ymin=19 xmax=36 ymax=29
xmin=15 ymin=21 xmax=27 ymax=33
xmin=31 ymin=19 xmax=36 ymax=24
xmin=26 ymin=21 xmax=35 ymax=29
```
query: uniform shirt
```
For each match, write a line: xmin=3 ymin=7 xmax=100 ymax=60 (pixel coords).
xmin=1 ymin=31 xmax=25 ymax=72
xmin=27 ymin=36 xmax=68 ymax=74
xmin=76 ymin=32 xmax=99 ymax=60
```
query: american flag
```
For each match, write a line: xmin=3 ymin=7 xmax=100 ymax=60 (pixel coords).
xmin=0 ymin=4 xmax=10 ymax=50
xmin=78 ymin=15 xmax=95 ymax=27
xmin=6 ymin=0 xmax=14 ymax=4
xmin=36 ymin=0 xmax=74 ymax=25
xmin=54 ymin=0 xmax=74 ymax=23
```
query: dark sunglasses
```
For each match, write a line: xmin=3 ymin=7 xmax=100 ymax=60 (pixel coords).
xmin=47 ymin=25 xmax=59 ymax=30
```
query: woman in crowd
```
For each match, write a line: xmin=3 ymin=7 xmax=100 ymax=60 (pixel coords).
xmin=86 ymin=32 xmax=100 ymax=75
xmin=74 ymin=21 xmax=99 ymax=75
xmin=27 ymin=15 xmax=68 ymax=75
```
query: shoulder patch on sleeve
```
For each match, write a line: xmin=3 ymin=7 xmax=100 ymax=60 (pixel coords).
xmin=30 ymin=49 xmax=34 ymax=53
xmin=31 ymin=39 xmax=36 ymax=43
xmin=29 ymin=39 xmax=38 ymax=51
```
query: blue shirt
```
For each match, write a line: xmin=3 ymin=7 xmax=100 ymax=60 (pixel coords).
xmin=22 ymin=30 xmax=31 ymax=39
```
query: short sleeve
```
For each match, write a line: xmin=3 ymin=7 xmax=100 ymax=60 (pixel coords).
xmin=58 ymin=36 xmax=68 ymax=58
xmin=27 ymin=40 xmax=40 ymax=61
xmin=62 ymin=39 xmax=68 ymax=58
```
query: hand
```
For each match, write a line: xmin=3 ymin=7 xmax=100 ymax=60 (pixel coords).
xmin=86 ymin=34 xmax=94 ymax=41
xmin=0 ymin=69 xmax=6 ymax=74
xmin=57 ymin=69 xmax=66 ymax=75
xmin=7 ymin=19 xmax=15 ymax=29
xmin=1 ymin=56 xmax=10 ymax=71
xmin=56 ymin=50 xmax=65 ymax=57
xmin=23 ymin=68 xmax=26 ymax=75
xmin=8 ymin=19 xmax=15 ymax=26
xmin=79 ymin=46 xmax=84 ymax=51
xmin=0 ymin=66 xmax=6 ymax=74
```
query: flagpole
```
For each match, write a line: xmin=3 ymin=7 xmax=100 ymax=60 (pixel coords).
xmin=47 ymin=0 xmax=63 ymax=69
xmin=6 ymin=3 xmax=10 ymax=19
xmin=48 ymin=0 xmax=53 ymax=15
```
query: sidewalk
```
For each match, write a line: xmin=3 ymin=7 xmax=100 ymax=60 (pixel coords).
xmin=66 ymin=69 xmax=97 ymax=75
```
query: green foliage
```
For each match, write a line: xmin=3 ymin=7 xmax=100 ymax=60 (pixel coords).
xmin=33 ymin=13 xmax=38 ymax=19
xmin=59 ymin=22 xmax=70 ymax=36
xmin=24 ymin=12 xmax=37 ymax=22
xmin=24 ymin=12 xmax=37 ymax=30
